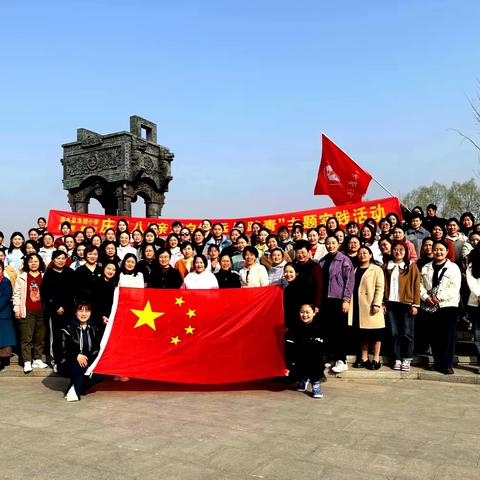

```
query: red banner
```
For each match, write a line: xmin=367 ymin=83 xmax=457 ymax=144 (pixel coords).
xmin=87 ymin=286 xmax=286 ymax=384
xmin=47 ymin=197 xmax=401 ymax=235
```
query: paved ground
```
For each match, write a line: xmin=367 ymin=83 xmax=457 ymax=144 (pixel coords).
xmin=1 ymin=375 xmax=479 ymax=480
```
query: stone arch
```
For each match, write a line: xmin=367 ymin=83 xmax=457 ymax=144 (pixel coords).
xmin=68 ymin=176 xmax=118 ymax=215
xmin=132 ymin=178 xmax=165 ymax=218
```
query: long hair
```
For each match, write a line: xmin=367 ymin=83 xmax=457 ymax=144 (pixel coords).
xmin=358 ymin=246 xmax=374 ymax=265
xmin=141 ymin=228 xmax=158 ymax=248
xmin=359 ymin=224 xmax=375 ymax=246
xmin=116 ymin=218 xmax=130 ymax=243
xmin=120 ymin=253 xmax=139 ymax=275
xmin=8 ymin=232 xmax=25 ymax=254
xmin=101 ymin=261 xmax=119 ymax=285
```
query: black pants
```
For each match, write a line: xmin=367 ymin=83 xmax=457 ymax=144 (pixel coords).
xmin=46 ymin=311 xmax=68 ymax=366
xmin=425 ymin=307 xmax=458 ymax=370
xmin=295 ymin=340 xmax=325 ymax=383
xmin=414 ymin=308 xmax=430 ymax=355
xmin=324 ymin=298 xmax=349 ymax=362
xmin=66 ymin=360 xmax=103 ymax=397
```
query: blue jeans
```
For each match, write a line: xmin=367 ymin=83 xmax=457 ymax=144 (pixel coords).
xmin=386 ymin=302 xmax=415 ymax=361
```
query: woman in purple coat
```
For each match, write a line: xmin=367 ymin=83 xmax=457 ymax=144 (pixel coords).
xmin=319 ymin=235 xmax=355 ymax=373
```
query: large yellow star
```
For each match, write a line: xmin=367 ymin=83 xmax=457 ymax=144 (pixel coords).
xmin=185 ymin=325 xmax=195 ymax=334
xmin=186 ymin=309 xmax=196 ymax=318
xmin=175 ymin=297 xmax=185 ymax=307
xmin=131 ymin=301 xmax=165 ymax=331
xmin=170 ymin=336 xmax=181 ymax=345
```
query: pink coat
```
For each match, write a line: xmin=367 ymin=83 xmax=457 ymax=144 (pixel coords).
xmin=13 ymin=272 xmax=43 ymax=318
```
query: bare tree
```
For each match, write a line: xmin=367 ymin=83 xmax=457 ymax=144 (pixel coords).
xmin=451 ymin=83 xmax=480 ymax=177
xmin=402 ymin=178 xmax=480 ymax=219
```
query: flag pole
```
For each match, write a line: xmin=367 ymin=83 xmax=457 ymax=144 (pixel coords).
xmin=371 ymin=177 xmax=411 ymax=212
xmin=320 ymin=132 xmax=411 ymax=212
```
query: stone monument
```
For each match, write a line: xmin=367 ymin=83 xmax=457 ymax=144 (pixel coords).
xmin=61 ymin=115 xmax=173 ymax=217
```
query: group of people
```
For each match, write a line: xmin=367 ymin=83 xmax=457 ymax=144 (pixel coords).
xmin=0 ymin=202 xmax=479 ymax=400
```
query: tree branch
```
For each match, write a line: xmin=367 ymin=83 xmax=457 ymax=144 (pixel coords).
xmin=449 ymin=128 xmax=480 ymax=152
xmin=466 ymin=95 xmax=480 ymax=124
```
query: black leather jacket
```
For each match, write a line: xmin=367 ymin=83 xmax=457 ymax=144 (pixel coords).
xmin=60 ymin=320 xmax=101 ymax=367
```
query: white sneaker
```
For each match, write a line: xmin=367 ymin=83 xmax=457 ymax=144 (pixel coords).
xmin=331 ymin=360 xmax=348 ymax=373
xmin=65 ymin=386 xmax=79 ymax=402
xmin=23 ymin=361 xmax=32 ymax=374
xmin=401 ymin=360 xmax=411 ymax=372
xmin=32 ymin=359 xmax=48 ymax=369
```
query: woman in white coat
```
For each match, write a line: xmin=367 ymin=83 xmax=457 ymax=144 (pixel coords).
xmin=239 ymin=247 xmax=269 ymax=288
xmin=183 ymin=255 xmax=219 ymax=289
xmin=420 ymin=240 xmax=461 ymax=374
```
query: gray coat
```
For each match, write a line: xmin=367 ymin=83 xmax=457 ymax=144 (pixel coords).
xmin=406 ymin=227 xmax=430 ymax=256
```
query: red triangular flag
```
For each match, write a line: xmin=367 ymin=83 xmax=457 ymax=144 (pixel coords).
xmin=314 ymin=134 xmax=372 ymax=205
xmin=88 ymin=286 xmax=286 ymax=384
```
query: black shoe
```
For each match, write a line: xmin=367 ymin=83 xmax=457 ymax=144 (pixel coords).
xmin=319 ymin=375 xmax=327 ymax=383
xmin=427 ymin=363 xmax=438 ymax=371
xmin=369 ymin=360 xmax=382 ymax=370
xmin=444 ymin=367 xmax=454 ymax=375
xmin=352 ymin=358 xmax=366 ymax=368
xmin=477 ymin=368 xmax=480 ymax=375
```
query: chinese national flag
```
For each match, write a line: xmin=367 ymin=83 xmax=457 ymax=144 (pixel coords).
xmin=314 ymin=134 xmax=372 ymax=205
xmin=87 ymin=286 xmax=286 ymax=384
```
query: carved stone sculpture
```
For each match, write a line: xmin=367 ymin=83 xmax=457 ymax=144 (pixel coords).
xmin=61 ymin=115 xmax=173 ymax=217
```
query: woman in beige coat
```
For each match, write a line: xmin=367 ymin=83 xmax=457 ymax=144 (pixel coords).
xmin=348 ymin=247 xmax=385 ymax=370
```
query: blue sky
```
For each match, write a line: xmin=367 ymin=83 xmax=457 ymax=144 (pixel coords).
xmin=1 ymin=1 xmax=480 ymax=238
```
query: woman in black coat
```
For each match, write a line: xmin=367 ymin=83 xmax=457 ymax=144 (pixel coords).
xmin=92 ymin=261 xmax=119 ymax=331
xmin=137 ymin=244 xmax=156 ymax=287
xmin=149 ymin=249 xmax=183 ymax=289
xmin=74 ymin=245 xmax=102 ymax=301
xmin=60 ymin=301 xmax=102 ymax=402
xmin=215 ymin=254 xmax=241 ymax=288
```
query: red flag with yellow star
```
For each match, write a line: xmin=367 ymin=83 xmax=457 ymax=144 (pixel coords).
xmin=87 ymin=286 xmax=286 ymax=384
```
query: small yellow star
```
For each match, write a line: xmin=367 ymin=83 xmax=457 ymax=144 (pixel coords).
xmin=131 ymin=301 xmax=165 ymax=331
xmin=170 ymin=336 xmax=181 ymax=345
xmin=175 ymin=297 xmax=185 ymax=307
xmin=186 ymin=309 xmax=196 ymax=318
xmin=185 ymin=325 xmax=195 ymax=334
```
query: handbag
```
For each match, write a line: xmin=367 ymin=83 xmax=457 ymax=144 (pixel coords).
xmin=421 ymin=267 xmax=446 ymax=313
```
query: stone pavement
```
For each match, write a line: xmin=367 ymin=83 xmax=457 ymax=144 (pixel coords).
xmin=4 ymin=354 xmax=480 ymax=384
xmin=0 ymin=375 xmax=479 ymax=480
